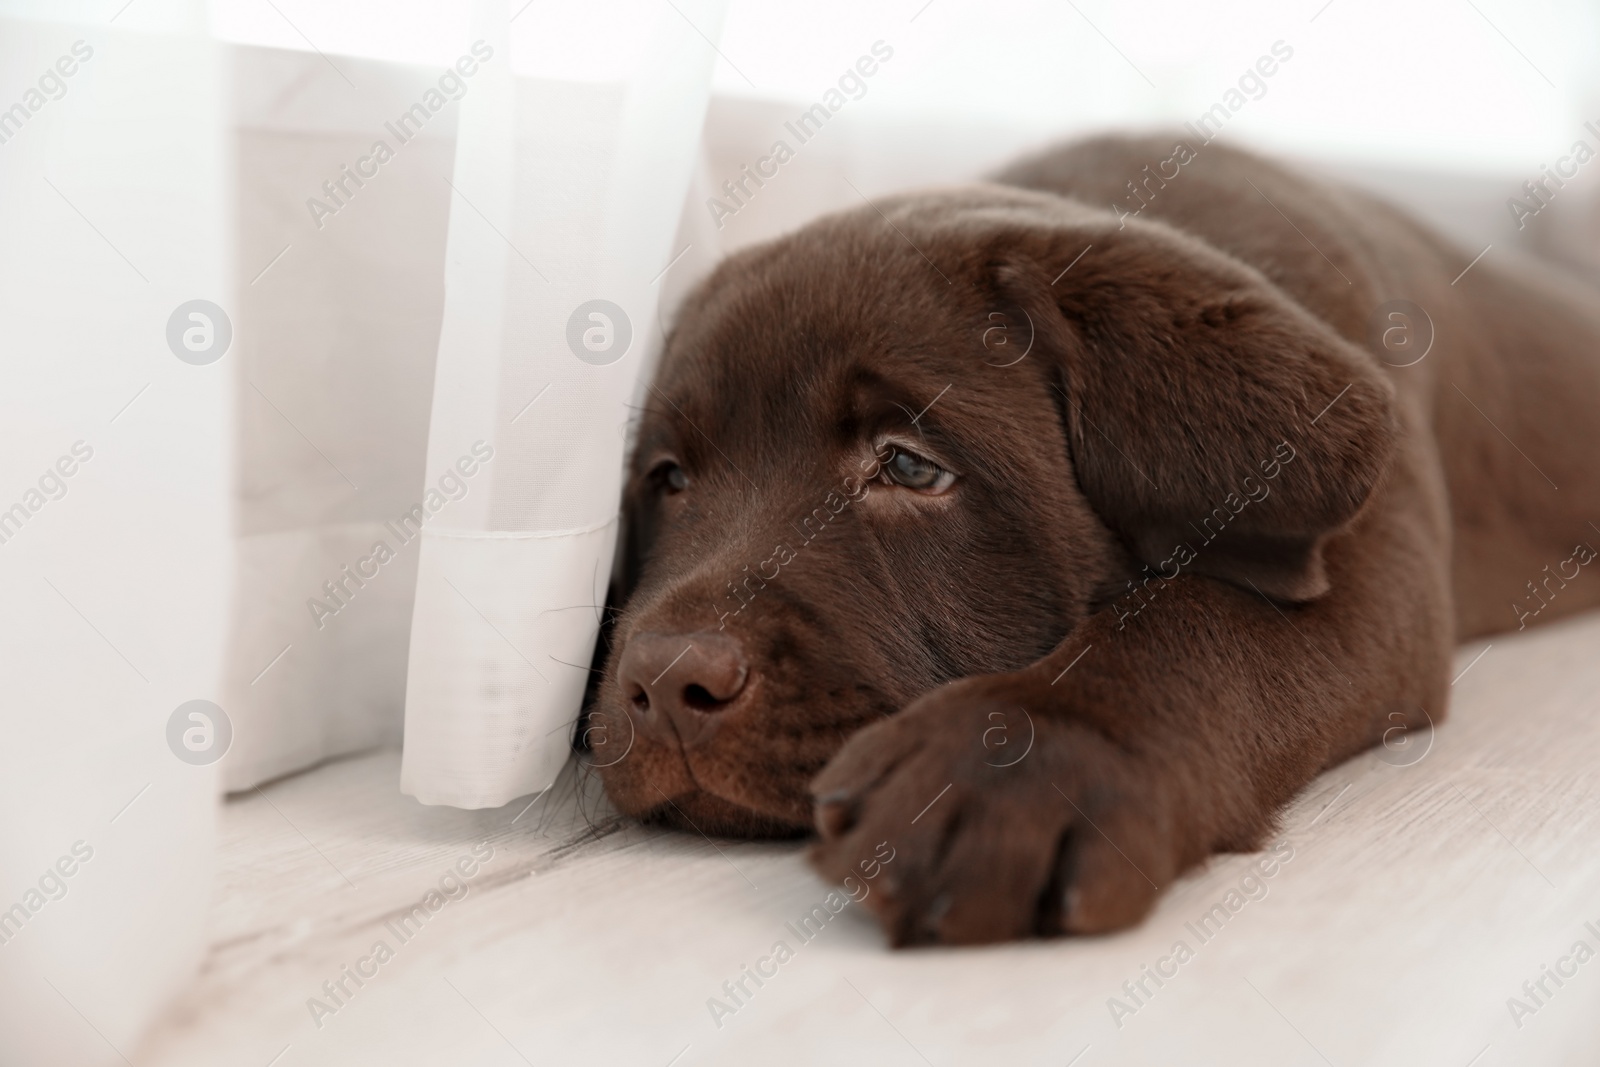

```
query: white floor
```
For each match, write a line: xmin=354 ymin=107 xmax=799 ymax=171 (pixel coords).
xmin=138 ymin=613 xmax=1600 ymax=1066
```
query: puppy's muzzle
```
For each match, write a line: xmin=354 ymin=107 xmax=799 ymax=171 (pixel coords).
xmin=617 ymin=631 xmax=751 ymax=749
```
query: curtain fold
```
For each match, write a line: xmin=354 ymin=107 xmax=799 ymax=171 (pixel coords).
xmin=219 ymin=42 xmax=459 ymax=792
xmin=400 ymin=0 xmax=728 ymax=808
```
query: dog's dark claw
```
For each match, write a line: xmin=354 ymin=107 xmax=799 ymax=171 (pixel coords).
xmin=814 ymin=792 xmax=856 ymax=837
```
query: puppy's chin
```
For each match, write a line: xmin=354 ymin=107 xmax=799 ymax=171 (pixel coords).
xmin=640 ymin=789 xmax=812 ymax=839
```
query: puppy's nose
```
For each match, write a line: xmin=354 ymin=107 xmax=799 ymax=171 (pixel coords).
xmin=618 ymin=631 xmax=750 ymax=748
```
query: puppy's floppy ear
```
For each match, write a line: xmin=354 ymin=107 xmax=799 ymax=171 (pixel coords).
xmin=998 ymin=216 xmax=1397 ymax=602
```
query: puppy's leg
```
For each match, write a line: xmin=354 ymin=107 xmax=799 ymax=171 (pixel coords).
xmin=809 ymin=502 xmax=1452 ymax=946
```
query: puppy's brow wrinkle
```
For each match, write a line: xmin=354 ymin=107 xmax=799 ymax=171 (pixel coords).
xmin=910 ymin=384 xmax=952 ymax=426
xmin=649 ymin=384 xmax=763 ymax=492
xmin=888 ymin=401 xmax=923 ymax=439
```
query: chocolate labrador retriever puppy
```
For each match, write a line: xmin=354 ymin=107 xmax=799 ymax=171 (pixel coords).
xmin=584 ymin=134 xmax=1600 ymax=945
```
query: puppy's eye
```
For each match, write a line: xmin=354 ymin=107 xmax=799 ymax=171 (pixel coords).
xmin=651 ymin=460 xmax=688 ymax=494
xmin=882 ymin=448 xmax=955 ymax=494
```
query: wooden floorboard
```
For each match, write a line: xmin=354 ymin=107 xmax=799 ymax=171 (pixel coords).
xmin=138 ymin=612 xmax=1600 ymax=1066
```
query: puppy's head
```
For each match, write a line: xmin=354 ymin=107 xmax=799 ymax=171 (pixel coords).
xmin=586 ymin=185 xmax=1395 ymax=836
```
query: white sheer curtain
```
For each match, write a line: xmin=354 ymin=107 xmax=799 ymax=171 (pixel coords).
xmin=0 ymin=4 xmax=229 ymax=1063
xmin=401 ymin=0 xmax=727 ymax=808
xmin=1 ymin=0 xmax=724 ymax=1057
xmin=206 ymin=0 xmax=725 ymax=806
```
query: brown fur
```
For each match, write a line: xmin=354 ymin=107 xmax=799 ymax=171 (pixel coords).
xmin=585 ymin=134 xmax=1600 ymax=945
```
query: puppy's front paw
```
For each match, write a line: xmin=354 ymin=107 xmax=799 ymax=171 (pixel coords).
xmin=808 ymin=674 xmax=1176 ymax=946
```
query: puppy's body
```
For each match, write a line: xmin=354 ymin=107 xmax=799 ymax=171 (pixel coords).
xmin=589 ymin=135 xmax=1600 ymax=944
